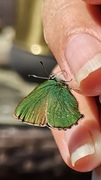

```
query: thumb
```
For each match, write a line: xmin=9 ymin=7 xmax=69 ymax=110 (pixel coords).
xmin=42 ymin=0 xmax=101 ymax=96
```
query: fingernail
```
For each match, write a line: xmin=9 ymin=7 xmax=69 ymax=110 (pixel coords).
xmin=71 ymin=143 xmax=95 ymax=166
xmin=65 ymin=126 xmax=95 ymax=167
xmin=66 ymin=34 xmax=101 ymax=85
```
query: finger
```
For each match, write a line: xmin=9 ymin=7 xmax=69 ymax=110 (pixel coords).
xmin=83 ymin=0 xmax=101 ymax=4
xmin=50 ymin=65 xmax=101 ymax=172
xmin=42 ymin=0 xmax=101 ymax=96
xmin=52 ymin=89 xmax=101 ymax=172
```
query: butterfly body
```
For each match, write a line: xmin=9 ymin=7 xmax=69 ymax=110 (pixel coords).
xmin=14 ymin=75 xmax=83 ymax=130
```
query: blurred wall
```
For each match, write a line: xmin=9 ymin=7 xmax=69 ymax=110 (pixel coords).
xmin=0 ymin=0 xmax=15 ymax=26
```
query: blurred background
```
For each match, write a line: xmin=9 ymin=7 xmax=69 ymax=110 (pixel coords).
xmin=0 ymin=0 xmax=92 ymax=179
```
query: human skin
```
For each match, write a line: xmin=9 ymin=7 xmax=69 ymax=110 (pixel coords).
xmin=42 ymin=0 xmax=101 ymax=176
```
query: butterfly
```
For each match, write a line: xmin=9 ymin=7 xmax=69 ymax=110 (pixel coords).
xmin=14 ymin=74 xmax=83 ymax=130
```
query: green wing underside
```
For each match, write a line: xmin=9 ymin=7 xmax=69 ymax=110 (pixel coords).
xmin=47 ymin=86 xmax=82 ymax=128
xmin=15 ymin=80 xmax=82 ymax=129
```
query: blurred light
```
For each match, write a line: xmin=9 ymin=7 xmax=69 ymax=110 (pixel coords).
xmin=31 ymin=44 xmax=41 ymax=55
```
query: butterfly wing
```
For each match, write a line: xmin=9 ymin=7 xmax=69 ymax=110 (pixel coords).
xmin=14 ymin=80 xmax=55 ymax=126
xmin=46 ymin=84 xmax=83 ymax=129
xmin=15 ymin=79 xmax=83 ymax=129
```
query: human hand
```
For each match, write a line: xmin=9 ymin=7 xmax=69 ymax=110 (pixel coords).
xmin=42 ymin=0 xmax=101 ymax=175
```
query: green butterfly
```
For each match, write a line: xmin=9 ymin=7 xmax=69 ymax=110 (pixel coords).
xmin=14 ymin=74 xmax=83 ymax=130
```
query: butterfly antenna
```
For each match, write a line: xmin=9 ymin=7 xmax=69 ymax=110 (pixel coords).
xmin=28 ymin=74 xmax=48 ymax=80
xmin=40 ymin=60 xmax=49 ymax=76
xmin=28 ymin=61 xmax=49 ymax=80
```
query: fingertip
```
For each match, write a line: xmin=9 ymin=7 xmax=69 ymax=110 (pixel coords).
xmin=51 ymin=91 xmax=101 ymax=172
xmin=80 ymin=67 xmax=101 ymax=96
xmin=66 ymin=34 xmax=101 ymax=96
